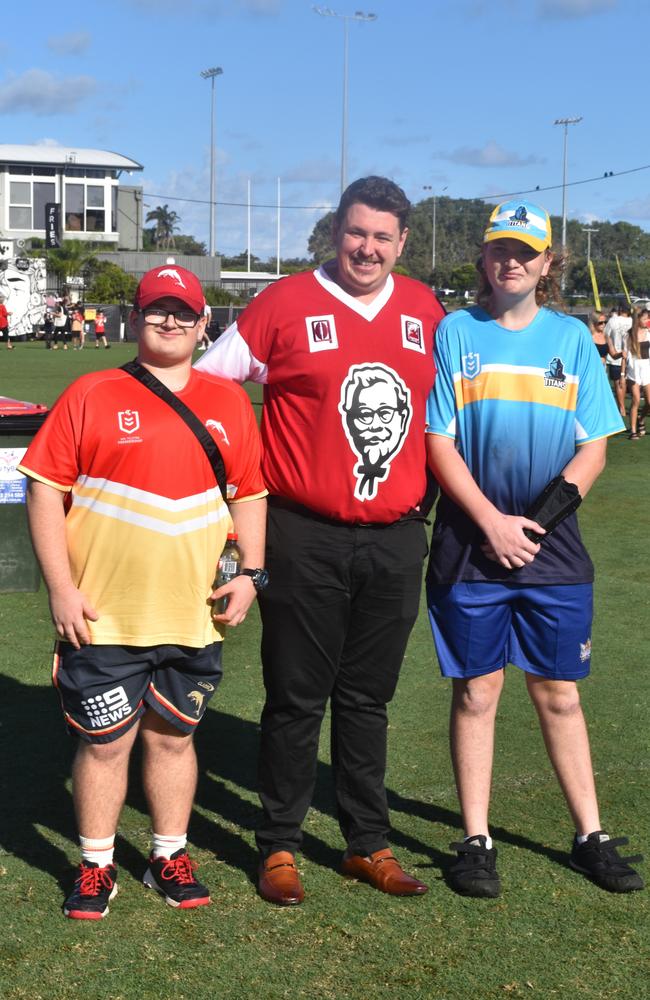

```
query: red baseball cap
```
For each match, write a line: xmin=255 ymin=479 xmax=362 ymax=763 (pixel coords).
xmin=134 ymin=265 xmax=205 ymax=314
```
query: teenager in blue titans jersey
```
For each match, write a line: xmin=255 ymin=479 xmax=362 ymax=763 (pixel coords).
xmin=425 ymin=199 xmax=644 ymax=898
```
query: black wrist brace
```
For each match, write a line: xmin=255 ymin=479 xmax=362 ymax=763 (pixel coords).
xmin=522 ymin=475 xmax=582 ymax=542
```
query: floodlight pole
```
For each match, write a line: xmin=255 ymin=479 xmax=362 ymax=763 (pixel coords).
xmin=201 ymin=66 xmax=223 ymax=257
xmin=313 ymin=7 xmax=377 ymax=195
xmin=423 ymin=184 xmax=448 ymax=272
xmin=554 ymin=116 xmax=582 ymax=253
xmin=582 ymin=226 xmax=598 ymax=264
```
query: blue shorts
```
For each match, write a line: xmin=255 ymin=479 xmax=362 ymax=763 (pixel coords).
xmin=427 ymin=582 xmax=594 ymax=680
xmin=53 ymin=642 xmax=223 ymax=744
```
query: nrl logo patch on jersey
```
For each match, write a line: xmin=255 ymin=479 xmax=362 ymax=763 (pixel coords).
xmin=461 ymin=352 xmax=481 ymax=380
xmin=401 ymin=315 xmax=425 ymax=354
xmin=305 ymin=314 xmax=338 ymax=352
xmin=118 ymin=409 xmax=140 ymax=434
xmin=544 ymin=356 xmax=567 ymax=389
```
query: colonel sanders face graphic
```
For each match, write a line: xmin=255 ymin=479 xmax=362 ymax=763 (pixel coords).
xmin=339 ymin=364 xmax=412 ymax=501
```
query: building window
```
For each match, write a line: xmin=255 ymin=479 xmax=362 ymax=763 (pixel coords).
xmin=86 ymin=185 xmax=105 ymax=232
xmin=65 ymin=183 xmax=85 ymax=231
xmin=8 ymin=179 xmax=56 ymax=230
xmin=34 ymin=182 xmax=55 ymax=230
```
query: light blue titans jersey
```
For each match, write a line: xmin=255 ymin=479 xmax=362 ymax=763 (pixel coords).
xmin=426 ymin=307 xmax=624 ymax=585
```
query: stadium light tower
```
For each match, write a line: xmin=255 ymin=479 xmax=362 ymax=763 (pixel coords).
xmin=422 ymin=185 xmax=448 ymax=273
xmin=554 ymin=116 xmax=582 ymax=253
xmin=201 ymin=66 xmax=223 ymax=257
xmin=313 ymin=7 xmax=377 ymax=195
xmin=582 ymin=226 xmax=599 ymax=264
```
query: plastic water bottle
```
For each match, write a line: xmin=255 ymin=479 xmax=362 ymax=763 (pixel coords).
xmin=212 ymin=532 xmax=241 ymax=616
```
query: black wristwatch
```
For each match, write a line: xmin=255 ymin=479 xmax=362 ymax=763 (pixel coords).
xmin=240 ymin=568 xmax=270 ymax=592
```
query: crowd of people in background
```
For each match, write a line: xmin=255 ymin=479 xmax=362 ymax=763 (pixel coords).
xmin=589 ymin=302 xmax=650 ymax=439
xmin=38 ymin=297 xmax=113 ymax=352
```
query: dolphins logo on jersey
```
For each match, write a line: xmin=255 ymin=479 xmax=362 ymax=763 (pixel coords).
xmin=339 ymin=363 xmax=412 ymax=502
xmin=206 ymin=419 xmax=230 ymax=446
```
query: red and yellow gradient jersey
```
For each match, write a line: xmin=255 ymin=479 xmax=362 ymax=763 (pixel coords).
xmin=19 ymin=368 xmax=267 ymax=647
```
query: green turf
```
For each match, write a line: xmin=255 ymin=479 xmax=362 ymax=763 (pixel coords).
xmin=0 ymin=346 xmax=648 ymax=1000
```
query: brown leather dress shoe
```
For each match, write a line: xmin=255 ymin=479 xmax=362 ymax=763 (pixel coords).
xmin=258 ymin=851 xmax=305 ymax=906
xmin=341 ymin=848 xmax=428 ymax=896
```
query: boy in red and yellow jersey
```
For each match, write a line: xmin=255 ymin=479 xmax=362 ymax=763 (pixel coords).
xmin=19 ymin=265 xmax=267 ymax=919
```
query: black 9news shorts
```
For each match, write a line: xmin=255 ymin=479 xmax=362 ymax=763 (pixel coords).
xmin=52 ymin=641 xmax=223 ymax=744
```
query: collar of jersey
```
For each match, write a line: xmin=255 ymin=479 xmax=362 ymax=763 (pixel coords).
xmin=314 ymin=266 xmax=394 ymax=321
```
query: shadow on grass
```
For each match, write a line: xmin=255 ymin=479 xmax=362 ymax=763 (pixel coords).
xmin=0 ymin=674 xmax=568 ymax=897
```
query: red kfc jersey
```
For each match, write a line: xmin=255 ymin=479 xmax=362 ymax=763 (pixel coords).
xmin=196 ymin=267 xmax=444 ymax=524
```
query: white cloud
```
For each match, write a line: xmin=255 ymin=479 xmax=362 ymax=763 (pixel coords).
xmin=538 ymin=0 xmax=616 ymax=17
xmin=0 ymin=70 xmax=97 ymax=116
xmin=437 ymin=140 xmax=545 ymax=168
xmin=47 ymin=31 xmax=92 ymax=55
xmin=613 ymin=197 xmax=650 ymax=221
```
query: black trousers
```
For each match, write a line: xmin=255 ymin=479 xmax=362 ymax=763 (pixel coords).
xmin=256 ymin=503 xmax=427 ymax=858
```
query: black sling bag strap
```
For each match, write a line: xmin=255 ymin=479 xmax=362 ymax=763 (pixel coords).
xmin=120 ymin=359 xmax=228 ymax=503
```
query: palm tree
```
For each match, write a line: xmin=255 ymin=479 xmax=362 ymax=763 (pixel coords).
xmin=145 ymin=204 xmax=180 ymax=250
xmin=44 ymin=241 xmax=99 ymax=295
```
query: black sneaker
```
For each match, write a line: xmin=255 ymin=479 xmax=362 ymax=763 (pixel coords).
xmin=448 ymin=836 xmax=500 ymax=898
xmin=63 ymin=862 xmax=118 ymax=920
xmin=570 ymin=831 xmax=644 ymax=893
xmin=143 ymin=848 xmax=210 ymax=908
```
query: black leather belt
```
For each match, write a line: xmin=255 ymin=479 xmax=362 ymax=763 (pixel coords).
xmin=267 ymin=495 xmax=427 ymax=528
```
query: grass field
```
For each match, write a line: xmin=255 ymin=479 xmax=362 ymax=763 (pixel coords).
xmin=1 ymin=344 xmax=648 ymax=1000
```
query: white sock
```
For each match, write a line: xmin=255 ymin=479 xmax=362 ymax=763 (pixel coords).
xmin=576 ymin=831 xmax=608 ymax=845
xmin=151 ymin=833 xmax=187 ymax=860
xmin=79 ymin=834 xmax=115 ymax=868
xmin=465 ymin=834 xmax=493 ymax=850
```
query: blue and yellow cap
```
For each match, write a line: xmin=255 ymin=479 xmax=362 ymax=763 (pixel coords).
xmin=483 ymin=200 xmax=552 ymax=253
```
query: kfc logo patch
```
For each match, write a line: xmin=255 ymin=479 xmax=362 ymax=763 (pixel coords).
xmin=401 ymin=315 xmax=425 ymax=354
xmin=339 ymin=363 xmax=412 ymax=502
xmin=305 ymin=314 xmax=339 ymax=353
xmin=118 ymin=410 xmax=140 ymax=435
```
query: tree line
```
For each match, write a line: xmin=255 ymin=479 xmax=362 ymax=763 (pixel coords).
xmin=26 ymin=197 xmax=650 ymax=306
xmin=308 ymin=196 xmax=650 ymax=300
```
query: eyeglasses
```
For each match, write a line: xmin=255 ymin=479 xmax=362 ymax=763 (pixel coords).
xmin=138 ymin=307 xmax=201 ymax=328
xmin=595 ymin=320 xmax=606 ymax=326
xmin=352 ymin=405 xmax=401 ymax=426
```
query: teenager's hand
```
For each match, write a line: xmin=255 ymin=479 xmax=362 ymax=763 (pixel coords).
xmin=210 ymin=574 xmax=257 ymax=628
xmin=480 ymin=514 xmax=545 ymax=570
xmin=49 ymin=585 xmax=99 ymax=649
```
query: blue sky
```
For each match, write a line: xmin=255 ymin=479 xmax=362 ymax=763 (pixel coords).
xmin=1 ymin=0 xmax=649 ymax=260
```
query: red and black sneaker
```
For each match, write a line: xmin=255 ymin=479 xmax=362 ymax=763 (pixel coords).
xmin=143 ymin=848 xmax=210 ymax=908
xmin=63 ymin=862 xmax=118 ymax=920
